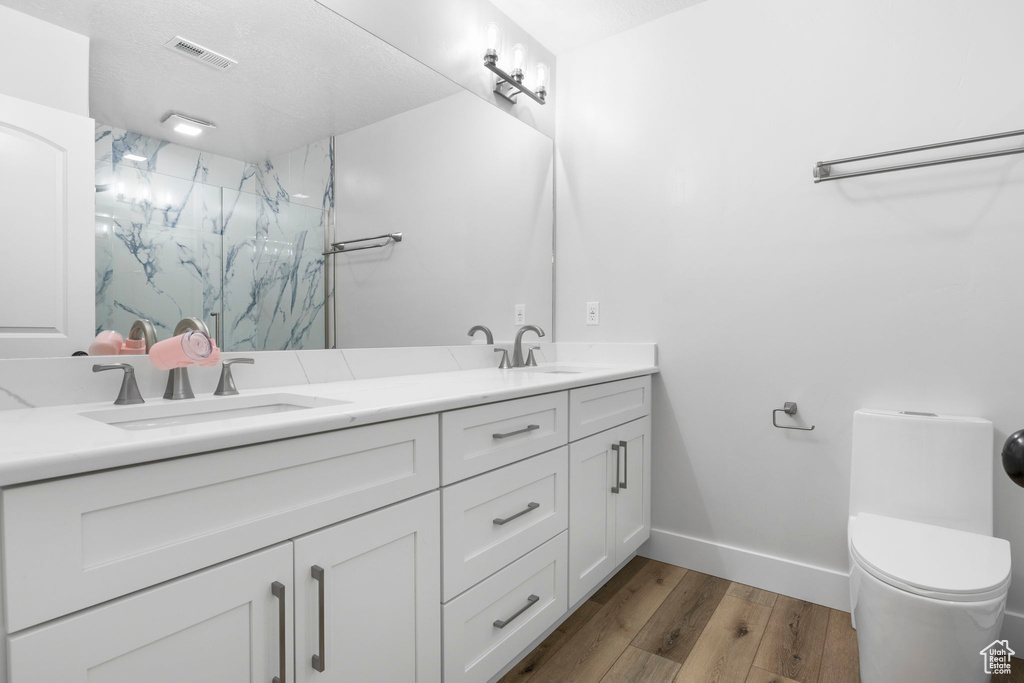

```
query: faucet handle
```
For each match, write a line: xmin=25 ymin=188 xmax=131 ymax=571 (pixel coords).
xmin=215 ymin=358 xmax=254 ymax=396
xmin=494 ymin=348 xmax=512 ymax=369
xmin=93 ymin=363 xmax=145 ymax=405
xmin=526 ymin=346 xmax=541 ymax=367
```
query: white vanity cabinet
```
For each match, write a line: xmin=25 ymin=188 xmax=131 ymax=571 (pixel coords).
xmin=8 ymin=543 xmax=294 ymax=683
xmin=293 ymin=493 xmax=441 ymax=683
xmin=568 ymin=407 xmax=652 ymax=604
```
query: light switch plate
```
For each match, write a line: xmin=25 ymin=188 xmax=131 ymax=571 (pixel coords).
xmin=514 ymin=304 xmax=526 ymax=326
xmin=586 ymin=302 xmax=600 ymax=325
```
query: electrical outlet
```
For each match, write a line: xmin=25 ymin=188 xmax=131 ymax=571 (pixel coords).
xmin=586 ymin=302 xmax=600 ymax=325
xmin=514 ymin=304 xmax=526 ymax=326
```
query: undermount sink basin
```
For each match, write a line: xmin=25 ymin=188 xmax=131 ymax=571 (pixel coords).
xmin=83 ymin=393 xmax=349 ymax=431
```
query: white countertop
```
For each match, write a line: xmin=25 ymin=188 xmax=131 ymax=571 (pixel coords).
xmin=0 ymin=363 xmax=657 ymax=487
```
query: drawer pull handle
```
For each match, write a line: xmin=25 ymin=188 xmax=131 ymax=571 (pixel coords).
xmin=271 ymin=581 xmax=287 ymax=683
xmin=619 ymin=440 xmax=628 ymax=490
xmin=493 ymin=594 xmax=540 ymax=629
xmin=611 ymin=443 xmax=621 ymax=494
xmin=492 ymin=424 xmax=540 ymax=439
xmin=311 ymin=565 xmax=326 ymax=672
xmin=493 ymin=502 xmax=540 ymax=526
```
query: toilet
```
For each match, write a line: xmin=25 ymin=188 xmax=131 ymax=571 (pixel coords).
xmin=849 ymin=409 xmax=1011 ymax=683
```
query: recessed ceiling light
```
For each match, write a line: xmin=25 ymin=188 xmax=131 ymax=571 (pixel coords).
xmin=161 ymin=112 xmax=216 ymax=137
xmin=292 ymin=193 xmax=310 ymax=199
xmin=123 ymin=153 xmax=148 ymax=162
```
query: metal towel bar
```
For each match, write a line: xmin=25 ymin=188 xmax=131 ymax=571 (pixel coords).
xmin=323 ymin=232 xmax=402 ymax=256
xmin=773 ymin=402 xmax=815 ymax=431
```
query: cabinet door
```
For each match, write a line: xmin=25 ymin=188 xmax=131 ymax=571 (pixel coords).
xmin=8 ymin=543 xmax=293 ymax=683
xmin=0 ymin=92 xmax=94 ymax=357
xmin=614 ymin=416 xmax=652 ymax=562
xmin=568 ymin=431 xmax=618 ymax=606
xmin=293 ymin=492 xmax=441 ymax=683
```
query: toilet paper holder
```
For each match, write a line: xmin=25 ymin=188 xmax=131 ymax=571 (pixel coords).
xmin=773 ymin=402 xmax=815 ymax=431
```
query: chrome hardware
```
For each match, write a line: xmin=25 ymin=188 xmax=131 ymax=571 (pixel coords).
xmin=163 ymin=318 xmax=211 ymax=400
xmin=813 ymin=128 xmax=1024 ymax=184
xmin=311 ymin=565 xmax=326 ymax=672
xmin=484 ymin=53 xmax=546 ymax=105
xmin=493 ymin=594 xmax=540 ymax=628
xmin=210 ymin=311 xmax=222 ymax=346
xmin=493 ymin=502 xmax=540 ymax=526
xmin=494 ymin=347 xmax=512 ymax=369
xmin=92 ymin=363 xmax=145 ymax=405
xmin=323 ymin=232 xmax=402 ymax=256
xmin=526 ymin=346 xmax=540 ymax=367
xmin=772 ymin=402 xmax=815 ymax=431
xmin=127 ymin=319 xmax=158 ymax=352
xmin=512 ymin=325 xmax=545 ymax=367
xmin=493 ymin=424 xmax=539 ymax=439
xmin=271 ymin=581 xmax=286 ymax=683
xmin=618 ymin=440 xmax=628 ymax=490
xmin=214 ymin=358 xmax=254 ymax=396
xmin=468 ymin=325 xmax=494 ymax=345
xmin=611 ymin=443 xmax=621 ymax=494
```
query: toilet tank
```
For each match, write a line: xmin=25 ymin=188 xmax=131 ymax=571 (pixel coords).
xmin=850 ymin=409 xmax=994 ymax=535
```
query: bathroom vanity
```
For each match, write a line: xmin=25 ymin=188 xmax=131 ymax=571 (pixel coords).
xmin=0 ymin=356 xmax=655 ymax=682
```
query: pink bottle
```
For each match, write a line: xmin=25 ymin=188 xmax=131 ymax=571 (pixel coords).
xmin=88 ymin=331 xmax=124 ymax=356
xmin=149 ymin=331 xmax=214 ymax=370
xmin=120 ymin=337 xmax=148 ymax=355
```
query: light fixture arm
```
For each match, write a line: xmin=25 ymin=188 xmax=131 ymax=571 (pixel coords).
xmin=484 ymin=52 xmax=547 ymax=106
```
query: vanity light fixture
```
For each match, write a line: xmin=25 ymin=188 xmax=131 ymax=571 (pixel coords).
xmin=483 ymin=23 xmax=547 ymax=105
xmin=123 ymin=153 xmax=148 ymax=162
xmin=161 ymin=112 xmax=216 ymax=137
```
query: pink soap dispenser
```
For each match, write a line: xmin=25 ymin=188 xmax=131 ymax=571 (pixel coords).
xmin=149 ymin=330 xmax=214 ymax=370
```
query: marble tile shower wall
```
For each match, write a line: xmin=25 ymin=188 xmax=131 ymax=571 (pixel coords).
xmin=94 ymin=125 xmax=333 ymax=351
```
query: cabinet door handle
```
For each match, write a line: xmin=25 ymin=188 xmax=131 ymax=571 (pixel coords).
xmin=492 ymin=424 xmax=540 ymax=439
xmin=619 ymin=440 xmax=628 ymax=490
xmin=311 ymin=565 xmax=326 ymax=672
xmin=271 ymin=581 xmax=287 ymax=683
xmin=493 ymin=502 xmax=540 ymax=526
xmin=493 ymin=594 xmax=540 ymax=629
xmin=611 ymin=443 xmax=621 ymax=494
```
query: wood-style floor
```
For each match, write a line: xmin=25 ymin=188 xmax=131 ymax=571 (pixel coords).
xmin=500 ymin=556 xmax=858 ymax=683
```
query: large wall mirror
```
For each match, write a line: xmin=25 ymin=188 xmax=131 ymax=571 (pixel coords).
xmin=2 ymin=0 xmax=553 ymax=352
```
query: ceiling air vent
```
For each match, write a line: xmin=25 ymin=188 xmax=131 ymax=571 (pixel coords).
xmin=164 ymin=36 xmax=237 ymax=70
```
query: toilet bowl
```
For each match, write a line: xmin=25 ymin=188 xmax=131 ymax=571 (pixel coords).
xmin=848 ymin=410 xmax=1010 ymax=683
xmin=849 ymin=513 xmax=1010 ymax=683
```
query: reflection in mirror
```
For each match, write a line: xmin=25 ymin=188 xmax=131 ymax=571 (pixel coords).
xmin=0 ymin=0 xmax=553 ymax=354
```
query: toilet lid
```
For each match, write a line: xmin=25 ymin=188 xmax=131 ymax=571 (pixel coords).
xmin=850 ymin=513 xmax=1011 ymax=601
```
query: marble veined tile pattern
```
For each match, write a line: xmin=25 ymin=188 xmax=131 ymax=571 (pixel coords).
xmin=94 ymin=125 xmax=332 ymax=350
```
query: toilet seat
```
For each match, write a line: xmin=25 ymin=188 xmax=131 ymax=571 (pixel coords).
xmin=850 ymin=513 xmax=1011 ymax=602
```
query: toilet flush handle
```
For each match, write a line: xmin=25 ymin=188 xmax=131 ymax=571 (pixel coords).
xmin=772 ymin=402 xmax=815 ymax=431
xmin=1001 ymin=430 xmax=1024 ymax=487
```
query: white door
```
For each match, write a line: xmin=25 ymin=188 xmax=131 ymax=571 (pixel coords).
xmin=8 ymin=543 xmax=294 ymax=682
xmin=0 ymin=93 xmax=94 ymax=357
xmin=293 ymin=492 xmax=441 ymax=683
xmin=614 ymin=416 xmax=652 ymax=561
xmin=568 ymin=430 xmax=618 ymax=605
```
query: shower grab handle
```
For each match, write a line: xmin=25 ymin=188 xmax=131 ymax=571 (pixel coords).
xmin=773 ymin=402 xmax=815 ymax=431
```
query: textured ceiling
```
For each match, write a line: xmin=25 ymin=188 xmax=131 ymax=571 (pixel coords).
xmin=0 ymin=0 xmax=461 ymax=161
xmin=490 ymin=0 xmax=708 ymax=54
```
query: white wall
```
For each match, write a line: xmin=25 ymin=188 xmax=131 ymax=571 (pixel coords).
xmin=0 ymin=6 xmax=88 ymax=116
xmin=317 ymin=0 xmax=555 ymax=138
xmin=333 ymin=90 xmax=553 ymax=348
xmin=554 ymin=0 xmax=1024 ymax=623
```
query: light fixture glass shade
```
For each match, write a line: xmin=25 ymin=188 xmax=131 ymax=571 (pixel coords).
xmin=485 ymin=22 xmax=501 ymax=53
xmin=511 ymin=43 xmax=527 ymax=72
xmin=535 ymin=62 xmax=549 ymax=90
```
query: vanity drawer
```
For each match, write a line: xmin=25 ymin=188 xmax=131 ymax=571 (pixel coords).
xmin=569 ymin=376 xmax=651 ymax=441
xmin=442 ymin=447 xmax=568 ymax=601
xmin=1 ymin=415 xmax=439 ymax=632
xmin=441 ymin=392 xmax=568 ymax=484
xmin=442 ymin=531 xmax=568 ymax=683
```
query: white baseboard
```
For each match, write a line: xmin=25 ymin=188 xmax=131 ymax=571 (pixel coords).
xmin=1001 ymin=610 xmax=1024 ymax=647
xmin=641 ymin=528 xmax=851 ymax=611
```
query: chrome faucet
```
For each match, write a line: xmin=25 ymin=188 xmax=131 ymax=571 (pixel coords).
xmin=128 ymin=319 xmax=158 ymax=352
xmin=468 ymin=325 xmax=494 ymax=344
xmin=512 ymin=325 xmax=545 ymax=368
xmin=164 ymin=317 xmax=210 ymax=400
